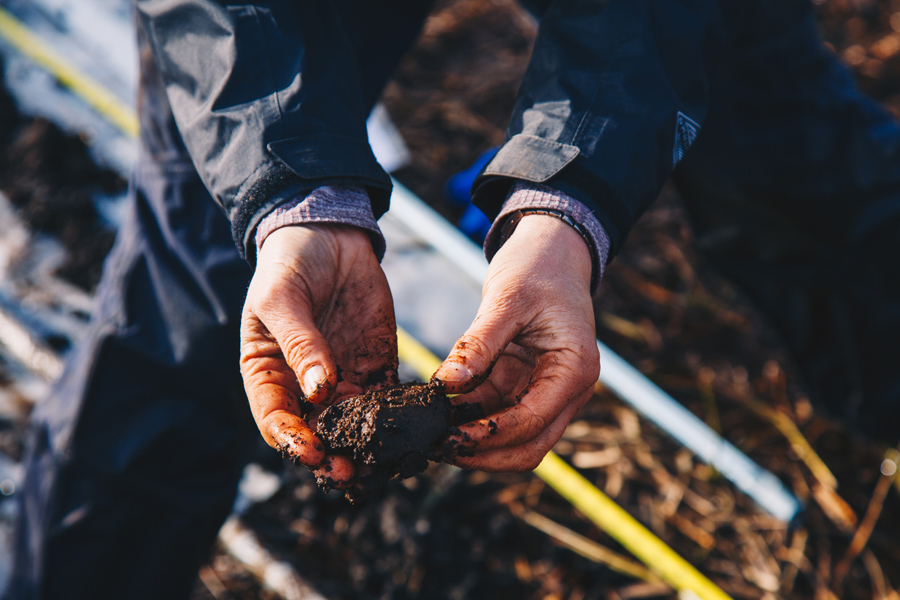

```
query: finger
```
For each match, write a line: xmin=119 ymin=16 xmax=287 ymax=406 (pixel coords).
xmin=313 ymin=455 xmax=356 ymax=490
xmin=241 ymin=316 xmax=325 ymax=466
xmin=259 ymin=407 xmax=325 ymax=468
xmin=448 ymin=346 xmax=598 ymax=453
xmin=450 ymin=399 xmax=582 ymax=472
xmin=433 ymin=297 xmax=528 ymax=395
xmin=453 ymin=345 xmax=533 ymax=402
xmin=449 ymin=351 xmax=535 ymax=417
xmin=253 ymin=277 xmax=338 ymax=404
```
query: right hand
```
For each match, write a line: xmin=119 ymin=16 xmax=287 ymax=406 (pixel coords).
xmin=239 ymin=224 xmax=398 ymax=486
xmin=433 ymin=213 xmax=600 ymax=472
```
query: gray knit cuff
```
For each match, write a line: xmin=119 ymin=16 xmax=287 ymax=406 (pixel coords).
xmin=254 ymin=185 xmax=386 ymax=261
xmin=484 ymin=182 xmax=611 ymax=295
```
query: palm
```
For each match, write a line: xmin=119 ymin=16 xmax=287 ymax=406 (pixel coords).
xmin=312 ymin=253 xmax=398 ymax=397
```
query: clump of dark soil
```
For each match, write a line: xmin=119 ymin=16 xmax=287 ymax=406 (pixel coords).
xmin=316 ymin=382 xmax=453 ymax=501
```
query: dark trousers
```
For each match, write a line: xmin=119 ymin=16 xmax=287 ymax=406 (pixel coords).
xmin=6 ymin=1 xmax=899 ymax=597
xmin=4 ymin=29 xmax=256 ymax=599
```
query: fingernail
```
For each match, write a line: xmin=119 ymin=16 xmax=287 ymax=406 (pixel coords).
xmin=302 ymin=365 xmax=327 ymax=397
xmin=435 ymin=361 xmax=471 ymax=383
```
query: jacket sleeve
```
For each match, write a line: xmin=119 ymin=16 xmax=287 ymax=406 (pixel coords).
xmin=472 ymin=0 xmax=725 ymax=255
xmin=135 ymin=0 xmax=392 ymax=260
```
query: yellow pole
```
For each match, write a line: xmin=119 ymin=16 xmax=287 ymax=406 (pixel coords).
xmin=0 ymin=5 xmax=139 ymax=138
xmin=395 ymin=327 xmax=732 ymax=600
xmin=396 ymin=326 xmax=442 ymax=379
xmin=534 ymin=453 xmax=732 ymax=600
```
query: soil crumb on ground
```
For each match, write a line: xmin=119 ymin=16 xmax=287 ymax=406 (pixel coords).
xmin=316 ymin=382 xmax=453 ymax=501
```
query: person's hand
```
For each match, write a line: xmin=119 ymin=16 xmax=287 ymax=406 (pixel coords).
xmin=240 ymin=224 xmax=398 ymax=485
xmin=434 ymin=214 xmax=600 ymax=471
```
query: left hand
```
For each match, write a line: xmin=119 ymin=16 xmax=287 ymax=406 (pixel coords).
xmin=433 ymin=213 xmax=600 ymax=471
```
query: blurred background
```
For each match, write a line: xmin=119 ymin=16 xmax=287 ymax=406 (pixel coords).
xmin=0 ymin=0 xmax=899 ymax=598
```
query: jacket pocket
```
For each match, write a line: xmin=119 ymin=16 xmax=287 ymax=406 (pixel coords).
xmin=482 ymin=134 xmax=580 ymax=183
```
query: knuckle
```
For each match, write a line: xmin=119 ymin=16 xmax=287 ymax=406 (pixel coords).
xmin=453 ymin=333 xmax=496 ymax=367
xmin=522 ymin=405 xmax=550 ymax=437
xmin=574 ymin=388 xmax=593 ymax=409
xmin=558 ymin=343 xmax=600 ymax=385
xmin=585 ymin=342 xmax=601 ymax=369
xmin=519 ymin=449 xmax=546 ymax=472
xmin=280 ymin=331 xmax=319 ymax=368
xmin=584 ymin=350 xmax=601 ymax=383
xmin=240 ymin=338 xmax=277 ymax=362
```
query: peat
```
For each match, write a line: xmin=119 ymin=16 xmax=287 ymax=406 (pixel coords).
xmin=316 ymin=382 xmax=453 ymax=501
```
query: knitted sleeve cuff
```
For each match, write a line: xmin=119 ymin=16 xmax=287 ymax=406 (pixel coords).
xmin=254 ymin=185 xmax=386 ymax=261
xmin=483 ymin=181 xmax=611 ymax=295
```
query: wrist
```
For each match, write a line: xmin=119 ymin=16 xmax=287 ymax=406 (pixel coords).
xmin=255 ymin=185 xmax=386 ymax=260
xmin=258 ymin=223 xmax=374 ymax=267
xmin=483 ymin=182 xmax=611 ymax=295
xmin=503 ymin=213 xmax=593 ymax=289
xmin=497 ymin=208 xmax=597 ymax=286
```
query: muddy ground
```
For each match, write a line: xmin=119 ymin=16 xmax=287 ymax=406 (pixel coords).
xmin=1 ymin=0 xmax=899 ymax=599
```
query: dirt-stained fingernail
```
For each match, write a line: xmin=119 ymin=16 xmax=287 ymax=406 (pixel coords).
xmin=434 ymin=361 xmax=471 ymax=383
xmin=302 ymin=365 xmax=327 ymax=397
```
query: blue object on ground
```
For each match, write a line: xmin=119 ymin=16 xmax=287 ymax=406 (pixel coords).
xmin=459 ymin=202 xmax=492 ymax=242
xmin=444 ymin=147 xmax=499 ymax=242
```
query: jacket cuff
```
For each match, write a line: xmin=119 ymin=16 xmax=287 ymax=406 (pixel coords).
xmin=484 ymin=182 xmax=611 ymax=295
xmin=254 ymin=185 xmax=386 ymax=261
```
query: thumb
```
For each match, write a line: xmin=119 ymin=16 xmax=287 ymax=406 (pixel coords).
xmin=262 ymin=294 xmax=338 ymax=405
xmin=434 ymin=301 xmax=522 ymax=394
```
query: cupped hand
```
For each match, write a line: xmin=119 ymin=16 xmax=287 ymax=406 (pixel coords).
xmin=240 ymin=224 xmax=398 ymax=486
xmin=434 ymin=214 xmax=600 ymax=472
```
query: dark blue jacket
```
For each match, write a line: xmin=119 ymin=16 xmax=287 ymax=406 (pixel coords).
xmin=133 ymin=0 xmax=736 ymax=260
xmin=135 ymin=0 xmax=900 ymax=266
